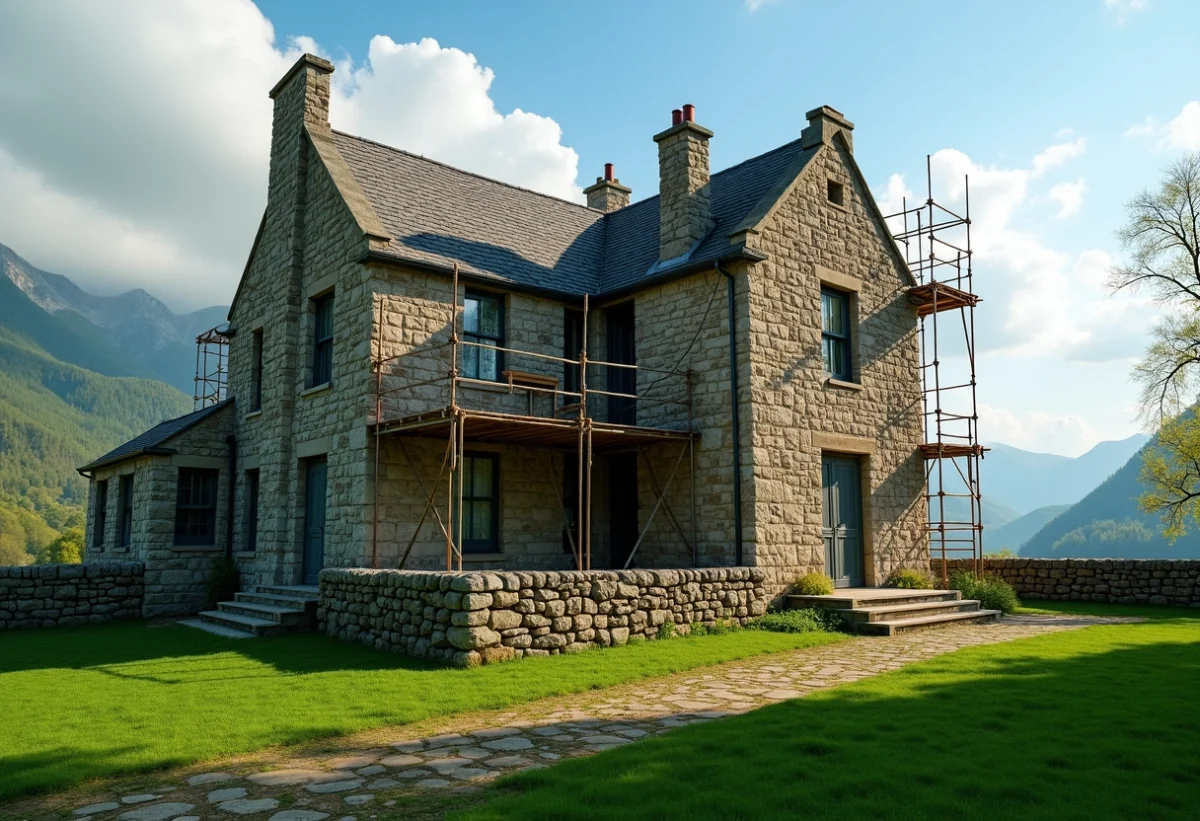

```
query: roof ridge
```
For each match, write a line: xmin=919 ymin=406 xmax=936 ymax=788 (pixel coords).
xmin=331 ymin=130 xmax=600 ymax=216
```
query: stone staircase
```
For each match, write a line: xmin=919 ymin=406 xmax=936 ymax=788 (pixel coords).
xmin=183 ymin=585 xmax=319 ymax=638
xmin=787 ymin=588 xmax=1000 ymax=636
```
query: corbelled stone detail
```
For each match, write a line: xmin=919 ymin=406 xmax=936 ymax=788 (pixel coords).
xmin=654 ymin=118 xmax=715 ymax=261
xmin=800 ymin=105 xmax=854 ymax=153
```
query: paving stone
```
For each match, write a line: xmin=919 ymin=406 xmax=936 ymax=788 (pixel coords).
xmin=207 ymin=787 xmax=248 ymax=802
xmin=480 ymin=736 xmax=534 ymax=751
xmin=388 ymin=741 xmax=425 ymax=753
xmin=394 ymin=769 xmax=432 ymax=779
xmin=217 ymin=798 xmax=281 ymax=815
xmin=423 ymin=734 xmax=472 ymax=747
xmin=343 ymin=795 xmax=374 ymax=806
xmin=365 ymin=777 xmax=400 ymax=789
xmin=426 ymin=757 xmax=475 ymax=773
xmin=453 ymin=746 xmax=493 ymax=760
xmin=762 ymin=689 xmax=803 ymax=700
xmin=186 ymin=773 xmax=234 ymax=787
xmin=485 ymin=755 xmax=531 ymax=767
xmin=305 ymin=779 xmax=364 ymax=794
xmin=538 ymin=752 xmax=562 ymax=760
xmin=579 ymin=735 xmax=633 ymax=745
xmin=119 ymin=804 xmax=196 ymax=821
xmin=379 ymin=754 xmax=423 ymax=768
xmin=415 ymin=778 xmax=451 ymax=789
xmin=470 ymin=727 xmax=522 ymax=738
xmin=75 ymin=803 xmax=121 ymax=815
xmin=531 ymin=726 xmax=565 ymax=736
xmin=325 ymin=753 xmax=380 ymax=770
xmin=122 ymin=795 xmax=161 ymax=805
xmin=355 ymin=765 xmax=386 ymax=777
xmin=267 ymin=813 xmax=330 ymax=821
xmin=446 ymin=767 xmax=493 ymax=781
xmin=614 ymin=728 xmax=649 ymax=738
xmin=248 ymin=770 xmax=342 ymax=786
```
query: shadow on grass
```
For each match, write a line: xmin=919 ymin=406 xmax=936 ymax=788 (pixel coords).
xmin=457 ymin=622 xmax=1200 ymax=821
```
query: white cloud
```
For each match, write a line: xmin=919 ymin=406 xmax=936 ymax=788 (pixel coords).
xmin=1124 ymin=101 xmax=1200 ymax=151
xmin=1048 ymin=179 xmax=1087 ymax=218
xmin=1105 ymin=0 xmax=1148 ymax=23
xmin=979 ymin=404 xmax=1101 ymax=457
xmin=1031 ymin=138 xmax=1086 ymax=177
xmin=0 ymin=1 xmax=581 ymax=310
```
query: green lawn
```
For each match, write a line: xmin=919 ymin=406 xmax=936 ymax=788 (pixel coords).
xmin=0 ymin=621 xmax=846 ymax=799
xmin=457 ymin=610 xmax=1200 ymax=821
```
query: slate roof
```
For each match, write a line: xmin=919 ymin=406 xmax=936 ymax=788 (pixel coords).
xmin=79 ymin=399 xmax=232 ymax=472
xmin=331 ymin=131 xmax=820 ymax=297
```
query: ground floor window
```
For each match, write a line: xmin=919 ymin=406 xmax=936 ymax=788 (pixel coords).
xmin=175 ymin=468 xmax=219 ymax=546
xmin=245 ymin=469 xmax=260 ymax=552
xmin=93 ymin=479 xmax=108 ymax=549
xmin=118 ymin=474 xmax=134 ymax=547
xmin=457 ymin=453 xmax=499 ymax=554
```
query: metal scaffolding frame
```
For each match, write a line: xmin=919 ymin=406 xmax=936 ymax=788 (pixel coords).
xmin=370 ymin=265 xmax=699 ymax=572
xmin=194 ymin=326 xmax=230 ymax=410
xmin=888 ymin=157 xmax=986 ymax=583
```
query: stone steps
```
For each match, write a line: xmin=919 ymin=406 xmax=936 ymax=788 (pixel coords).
xmin=183 ymin=584 xmax=319 ymax=638
xmin=786 ymin=588 xmax=1000 ymax=635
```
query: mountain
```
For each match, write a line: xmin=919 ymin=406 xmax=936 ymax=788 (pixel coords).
xmin=939 ymin=495 xmax=1020 ymax=531
xmin=1020 ymin=437 xmax=1200 ymax=559
xmin=980 ymin=435 xmax=1150 ymax=515
xmin=0 ymin=242 xmax=228 ymax=392
xmin=988 ymin=504 xmax=1071 ymax=553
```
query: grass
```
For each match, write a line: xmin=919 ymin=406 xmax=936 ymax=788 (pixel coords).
xmin=456 ymin=609 xmax=1200 ymax=821
xmin=1016 ymin=597 xmax=1200 ymax=620
xmin=0 ymin=621 xmax=846 ymax=798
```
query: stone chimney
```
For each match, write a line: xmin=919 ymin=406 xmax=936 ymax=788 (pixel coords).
xmin=267 ymin=54 xmax=334 ymax=179
xmin=801 ymin=105 xmax=854 ymax=153
xmin=583 ymin=163 xmax=632 ymax=212
xmin=654 ymin=104 xmax=714 ymax=261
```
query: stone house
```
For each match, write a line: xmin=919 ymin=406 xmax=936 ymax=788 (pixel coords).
xmin=79 ymin=54 xmax=928 ymax=616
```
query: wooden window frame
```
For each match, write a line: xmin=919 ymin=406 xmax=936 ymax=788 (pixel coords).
xmin=457 ymin=453 xmax=500 ymax=554
xmin=311 ymin=292 xmax=334 ymax=387
xmin=462 ymin=290 xmax=505 ymax=382
xmin=821 ymin=286 xmax=853 ymax=382
xmin=174 ymin=467 xmax=219 ymax=547
xmin=118 ymin=474 xmax=134 ymax=547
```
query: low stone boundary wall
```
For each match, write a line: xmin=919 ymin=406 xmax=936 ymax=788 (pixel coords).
xmin=0 ymin=562 xmax=145 ymax=630
xmin=319 ymin=567 xmax=769 ymax=667
xmin=936 ymin=558 xmax=1200 ymax=607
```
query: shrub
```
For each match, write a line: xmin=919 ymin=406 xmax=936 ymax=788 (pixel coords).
xmin=791 ymin=572 xmax=834 ymax=596
xmin=949 ymin=571 xmax=1020 ymax=615
xmin=749 ymin=608 xmax=846 ymax=634
xmin=657 ymin=620 xmax=678 ymax=640
xmin=206 ymin=556 xmax=240 ymax=608
xmin=886 ymin=567 xmax=935 ymax=589
xmin=690 ymin=618 xmax=741 ymax=637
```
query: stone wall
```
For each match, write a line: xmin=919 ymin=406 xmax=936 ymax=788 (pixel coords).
xmin=940 ymin=558 xmax=1200 ymax=607
xmin=318 ymin=566 xmax=768 ymax=667
xmin=0 ymin=562 xmax=143 ymax=630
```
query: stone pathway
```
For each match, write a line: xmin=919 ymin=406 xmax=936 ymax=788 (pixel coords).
xmin=15 ymin=614 xmax=1134 ymax=821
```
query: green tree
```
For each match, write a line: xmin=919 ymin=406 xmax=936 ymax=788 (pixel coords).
xmin=1110 ymin=152 xmax=1200 ymax=541
xmin=37 ymin=525 xmax=84 ymax=565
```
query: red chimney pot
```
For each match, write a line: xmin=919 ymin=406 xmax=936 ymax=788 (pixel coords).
xmin=604 ymin=163 xmax=614 ymax=182
xmin=671 ymin=108 xmax=683 ymax=126
xmin=682 ymin=103 xmax=695 ymax=122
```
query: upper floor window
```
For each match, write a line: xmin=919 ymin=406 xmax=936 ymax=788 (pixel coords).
xmin=821 ymin=287 xmax=852 ymax=382
xmin=463 ymin=290 xmax=504 ymax=382
xmin=312 ymin=293 xmax=334 ymax=387
xmin=827 ymin=179 xmax=845 ymax=207
xmin=563 ymin=308 xmax=584 ymax=396
xmin=175 ymin=468 xmax=219 ymax=546
xmin=250 ymin=328 xmax=264 ymax=411
xmin=93 ymin=479 xmax=108 ymax=549
xmin=118 ymin=474 xmax=134 ymax=547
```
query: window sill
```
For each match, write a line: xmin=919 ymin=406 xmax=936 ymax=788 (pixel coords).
xmin=460 ymin=381 xmax=509 ymax=395
xmin=171 ymin=544 xmax=222 ymax=553
xmin=300 ymin=383 xmax=332 ymax=398
xmin=825 ymin=377 xmax=863 ymax=392
xmin=234 ymin=551 xmax=257 ymax=560
xmin=827 ymin=200 xmax=849 ymax=213
xmin=244 ymin=409 xmax=263 ymax=420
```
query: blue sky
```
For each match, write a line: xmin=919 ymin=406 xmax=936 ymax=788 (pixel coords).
xmin=1 ymin=0 xmax=1197 ymax=456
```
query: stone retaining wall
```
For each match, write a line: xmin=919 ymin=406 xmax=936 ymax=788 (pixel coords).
xmin=0 ymin=562 xmax=144 ymax=630
xmin=937 ymin=558 xmax=1200 ymax=607
xmin=318 ymin=567 xmax=769 ymax=667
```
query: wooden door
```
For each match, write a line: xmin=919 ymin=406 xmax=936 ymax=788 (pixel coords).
xmin=302 ymin=458 xmax=327 ymax=585
xmin=822 ymin=455 xmax=864 ymax=588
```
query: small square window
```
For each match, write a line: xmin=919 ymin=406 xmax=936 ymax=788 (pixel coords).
xmin=827 ymin=180 xmax=845 ymax=207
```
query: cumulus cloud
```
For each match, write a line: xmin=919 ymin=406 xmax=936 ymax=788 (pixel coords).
xmin=0 ymin=1 xmax=581 ymax=310
xmin=979 ymin=404 xmax=1101 ymax=457
xmin=1104 ymin=0 xmax=1148 ymax=23
xmin=1124 ymin=101 xmax=1200 ymax=151
xmin=1048 ymin=179 xmax=1086 ymax=218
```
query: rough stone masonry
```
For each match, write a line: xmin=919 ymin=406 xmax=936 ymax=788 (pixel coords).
xmin=319 ymin=567 xmax=769 ymax=666
xmin=0 ymin=562 xmax=144 ymax=630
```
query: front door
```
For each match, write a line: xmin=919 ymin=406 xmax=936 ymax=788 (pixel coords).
xmin=822 ymin=455 xmax=864 ymax=588
xmin=302 ymin=458 xmax=327 ymax=585
xmin=608 ymin=453 xmax=639 ymax=568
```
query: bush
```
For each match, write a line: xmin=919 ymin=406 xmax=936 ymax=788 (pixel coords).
xmin=791 ymin=572 xmax=834 ymax=596
xmin=885 ymin=567 xmax=935 ymax=589
xmin=206 ymin=557 xmax=240 ymax=608
xmin=949 ymin=571 xmax=1020 ymax=614
xmin=657 ymin=620 xmax=678 ymax=640
xmin=690 ymin=618 xmax=741 ymax=637
xmin=749 ymin=608 xmax=846 ymax=634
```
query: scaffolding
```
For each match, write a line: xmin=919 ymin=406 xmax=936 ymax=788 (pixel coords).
xmin=194 ymin=326 xmax=230 ymax=410
xmin=370 ymin=265 xmax=699 ymax=572
xmin=888 ymin=158 xmax=985 ymax=582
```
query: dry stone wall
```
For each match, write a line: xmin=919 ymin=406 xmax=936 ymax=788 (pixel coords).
xmin=940 ymin=558 xmax=1200 ymax=606
xmin=0 ymin=562 xmax=143 ymax=630
xmin=319 ymin=566 xmax=768 ymax=667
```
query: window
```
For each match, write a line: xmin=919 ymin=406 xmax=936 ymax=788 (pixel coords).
xmin=821 ymin=287 xmax=852 ymax=381
xmin=245 ymin=469 xmax=260 ymax=552
xmin=563 ymin=308 xmax=584 ymax=397
xmin=827 ymin=179 xmax=845 ymax=207
xmin=118 ymin=474 xmax=134 ymax=547
xmin=174 ymin=468 xmax=219 ymax=546
xmin=312 ymin=292 xmax=334 ymax=387
xmin=250 ymin=328 xmax=264 ymax=411
xmin=463 ymin=291 xmax=504 ymax=381
xmin=456 ymin=454 xmax=499 ymax=554
xmin=93 ymin=479 xmax=108 ymax=549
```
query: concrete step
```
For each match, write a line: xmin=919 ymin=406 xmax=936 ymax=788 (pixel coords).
xmin=255 ymin=584 xmax=320 ymax=600
xmin=235 ymin=591 xmax=318 ymax=611
xmin=178 ymin=618 xmax=253 ymax=639
xmin=843 ymin=599 xmax=982 ymax=624
xmin=198 ymin=609 xmax=289 ymax=638
xmin=857 ymin=608 xmax=1002 ymax=636
xmin=217 ymin=600 xmax=310 ymax=626
xmin=787 ymin=590 xmax=961 ymax=610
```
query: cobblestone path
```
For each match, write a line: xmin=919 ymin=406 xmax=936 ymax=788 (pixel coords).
xmin=19 ymin=615 xmax=1133 ymax=821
